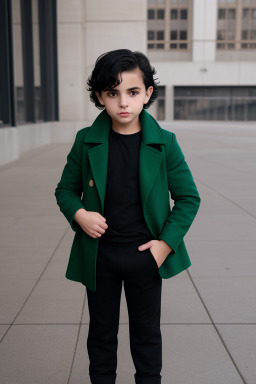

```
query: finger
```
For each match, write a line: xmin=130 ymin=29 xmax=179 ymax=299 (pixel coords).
xmin=100 ymin=221 xmax=108 ymax=230
xmin=138 ymin=243 xmax=149 ymax=251
xmin=95 ymin=225 xmax=106 ymax=234
xmin=98 ymin=213 xmax=106 ymax=222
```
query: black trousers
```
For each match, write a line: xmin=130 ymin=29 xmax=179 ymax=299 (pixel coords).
xmin=86 ymin=237 xmax=162 ymax=384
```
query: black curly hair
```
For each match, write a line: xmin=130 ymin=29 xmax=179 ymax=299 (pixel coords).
xmin=87 ymin=49 xmax=159 ymax=110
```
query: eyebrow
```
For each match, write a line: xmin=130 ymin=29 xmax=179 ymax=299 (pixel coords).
xmin=104 ymin=87 xmax=141 ymax=92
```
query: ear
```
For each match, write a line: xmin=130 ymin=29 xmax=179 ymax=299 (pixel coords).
xmin=95 ymin=91 xmax=104 ymax=106
xmin=144 ymin=86 xmax=154 ymax=105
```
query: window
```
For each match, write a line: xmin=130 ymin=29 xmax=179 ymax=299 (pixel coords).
xmin=148 ymin=9 xmax=155 ymax=19
xmin=174 ymin=86 xmax=256 ymax=121
xmin=217 ymin=0 xmax=256 ymax=50
xmin=157 ymin=86 xmax=165 ymax=120
xmin=180 ymin=9 xmax=187 ymax=19
xmin=148 ymin=30 xmax=155 ymax=40
xmin=157 ymin=31 xmax=164 ymax=40
xmin=170 ymin=30 xmax=177 ymax=40
xmin=157 ymin=9 xmax=165 ymax=19
xmin=147 ymin=30 xmax=165 ymax=49
xmin=241 ymin=6 xmax=256 ymax=48
xmin=147 ymin=0 xmax=190 ymax=51
xmin=218 ymin=8 xmax=226 ymax=19
xmin=180 ymin=30 xmax=187 ymax=40
xmin=228 ymin=8 xmax=235 ymax=19
xmin=171 ymin=9 xmax=178 ymax=19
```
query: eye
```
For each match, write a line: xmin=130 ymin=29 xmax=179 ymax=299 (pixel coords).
xmin=107 ymin=91 xmax=117 ymax=97
xmin=130 ymin=90 xmax=139 ymax=96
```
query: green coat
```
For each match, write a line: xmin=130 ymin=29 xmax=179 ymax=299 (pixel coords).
xmin=55 ymin=109 xmax=201 ymax=292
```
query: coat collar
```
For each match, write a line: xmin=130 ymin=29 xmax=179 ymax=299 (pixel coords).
xmin=83 ymin=109 xmax=166 ymax=145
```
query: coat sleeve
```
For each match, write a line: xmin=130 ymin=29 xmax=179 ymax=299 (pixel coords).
xmin=158 ymin=133 xmax=201 ymax=254
xmin=54 ymin=130 xmax=85 ymax=233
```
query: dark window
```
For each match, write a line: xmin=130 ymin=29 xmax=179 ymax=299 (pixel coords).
xmin=157 ymin=31 xmax=164 ymax=40
xmin=218 ymin=8 xmax=226 ymax=19
xmin=228 ymin=9 xmax=235 ymax=20
xmin=170 ymin=30 xmax=177 ymax=40
xmin=148 ymin=30 xmax=155 ymax=40
xmin=180 ymin=9 xmax=187 ymax=20
xmin=217 ymin=30 xmax=225 ymax=40
xmin=148 ymin=9 xmax=155 ymax=19
xmin=158 ymin=86 xmax=165 ymax=97
xmin=157 ymin=9 xmax=165 ymax=19
xmin=242 ymin=8 xmax=249 ymax=19
xmin=171 ymin=9 xmax=178 ymax=19
xmin=242 ymin=30 xmax=248 ymax=40
xmin=180 ymin=30 xmax=187 ymax=40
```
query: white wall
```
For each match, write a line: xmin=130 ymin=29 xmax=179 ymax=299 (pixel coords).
xmin=192 ymin=0 xmax=218 ymax=62
xmin=57 ymin=0 xmax=86 ymax=121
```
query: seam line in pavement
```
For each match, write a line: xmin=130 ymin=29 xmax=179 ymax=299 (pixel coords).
xmin=67 ymin=291 xmax=86 ymax=384
xmin=0 ymin=226 xmax=70 ymax=344
xmin=187 ymin=269 xmax=247 ymax=384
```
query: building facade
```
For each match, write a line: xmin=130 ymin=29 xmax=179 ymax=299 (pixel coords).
xmin=147 ymin=0 xmax=256 ymax=121
xmin=0 ymin=0 xmax=256 ymax=164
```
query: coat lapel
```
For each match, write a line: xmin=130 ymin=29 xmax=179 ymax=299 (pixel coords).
xmin=84 ymin=109 xmax=167 ymax=214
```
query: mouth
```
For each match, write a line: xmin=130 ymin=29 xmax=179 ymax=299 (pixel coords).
xmin=119 ymin=112 xmax=130 ymax=117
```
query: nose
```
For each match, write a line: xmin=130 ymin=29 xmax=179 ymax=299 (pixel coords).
xmin=119 ymin=94 xmax=128 ymax=108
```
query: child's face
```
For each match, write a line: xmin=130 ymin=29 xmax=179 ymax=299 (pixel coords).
xmin=95 ymin=67 xmax=153 ymax=131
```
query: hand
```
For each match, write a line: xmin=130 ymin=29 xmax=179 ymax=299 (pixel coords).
xmin=74 ymin=209 xmax=108 ymax=238
xmin=138 ymin=240 xmax=172 ymax=268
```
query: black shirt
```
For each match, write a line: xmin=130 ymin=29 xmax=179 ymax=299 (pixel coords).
xmin=101 ymin=126 xmax=154 ymax=243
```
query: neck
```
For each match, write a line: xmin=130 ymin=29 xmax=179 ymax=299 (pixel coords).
xmin=112 ymin=116 xmax=141 ymax=135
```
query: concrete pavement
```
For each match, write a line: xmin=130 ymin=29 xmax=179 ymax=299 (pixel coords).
xmin=0 ymin=121 xmax=255 ymax=384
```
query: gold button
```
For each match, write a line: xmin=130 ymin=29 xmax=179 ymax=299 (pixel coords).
xmin=89 ymin=179 xmax=94 ymax=187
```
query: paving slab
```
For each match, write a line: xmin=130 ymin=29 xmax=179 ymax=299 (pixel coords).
xmin=0 ymin=324 xmax=78 ymax=384
xmin=40 ymin=246 xmax=72 ymax=280
xmin=188 ymin=240 xmax=256 ymax=278
xmin=216 ymin=324 xmax=256 ymax=384
xmin=186 ymin=212 xmax=256 ymax=243
xmin=193 ymin=277 xmax=256 ymax=323
xmin=0 ymin=246 xmax=54 ymax=281
xmin=0 ymin=325 xmax=10 ymax=340
xmin=14 ymin=278 xmax=85 ymax=324
xmin=0 ymin=278 xmax=39 ymax=324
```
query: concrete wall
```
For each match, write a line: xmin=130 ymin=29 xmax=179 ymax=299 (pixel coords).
xmin=0 ymin=121 xmax=90 ymax=166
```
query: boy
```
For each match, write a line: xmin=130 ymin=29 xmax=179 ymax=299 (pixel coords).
xmin=55 ymin=49 xmax=201 ymax=384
